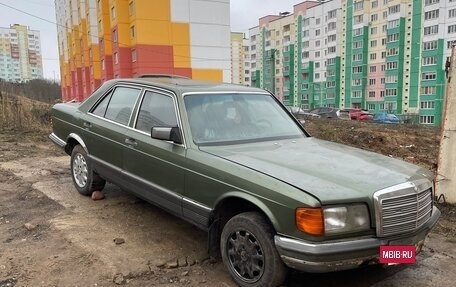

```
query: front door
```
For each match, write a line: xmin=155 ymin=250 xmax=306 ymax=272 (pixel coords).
xmin=122 ymin=89 xmax=186 ymax=217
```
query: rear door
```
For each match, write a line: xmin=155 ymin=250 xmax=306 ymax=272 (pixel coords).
xmin=82 ymin=85 xmax=142 ymax=183
xmin=122 ymin=89 xmax=186 ymax=217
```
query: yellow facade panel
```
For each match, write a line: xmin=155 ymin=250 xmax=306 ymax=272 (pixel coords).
xmin=192 ymin=69 xmax=223 ymax=82
xmin=171 ymin=23 xmax=189 ymax=45
xmin=135 ymin=0 xmax=170 ymax=21
xmin=136 ymin=21 xmax=171 ymax=45
xmin=173 ymin=45 xmax=191 ymax=68
xmin=91 ymin=44 xmax=102 ymax=78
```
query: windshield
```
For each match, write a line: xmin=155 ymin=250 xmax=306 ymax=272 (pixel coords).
xmin=184 ymin=93 xmax=305 ymax=145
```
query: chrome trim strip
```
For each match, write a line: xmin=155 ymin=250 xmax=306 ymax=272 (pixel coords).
xmin=183 ymin=197 xmax=212 ymax=212
xmin=182 ymin=91 xmax=270 ymax=96
xmin=67 ymin=133 xmax=88 ymax=153
xmin=49 ymin=133 xmax=66 ymax=148
xmin=87 ymin=89 xmax=186 ymax=148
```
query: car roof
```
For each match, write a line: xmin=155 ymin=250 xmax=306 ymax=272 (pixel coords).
xmin=112 ymin=77 xmax=268 ymax=95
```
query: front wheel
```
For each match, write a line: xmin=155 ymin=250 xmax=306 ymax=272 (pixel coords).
xmin=220 ymin=212 xmax=288 ymax=287
xmin=70 ymin=145 xmax=105 ymax=195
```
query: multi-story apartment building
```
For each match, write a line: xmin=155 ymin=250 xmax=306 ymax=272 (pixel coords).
xmin=55 ymin=0 xmax=231 ymax=101
xmin=247 ymin=0 xmax=456 ymax=125
xmin=0 ymin=24 xmax=43 ymax=82
xmin=230 ymin=32 xmax=250 ymax=85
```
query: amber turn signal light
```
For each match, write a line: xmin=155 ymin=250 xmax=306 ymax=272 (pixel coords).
xmin=296 ymin=207 xmax=324 ymax=236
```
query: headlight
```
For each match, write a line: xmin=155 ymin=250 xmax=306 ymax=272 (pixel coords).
xmin=323 ymin=204 xmax=370 ymax=235
xmin=296 ymin=204 xmax=370 ymax=236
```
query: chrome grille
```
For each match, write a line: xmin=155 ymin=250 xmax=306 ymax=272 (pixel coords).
xmin=374 ymin=181 xmax=433 ymax=237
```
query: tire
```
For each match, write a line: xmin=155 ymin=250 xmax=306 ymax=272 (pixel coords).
xmin=70 ymin=145 xmax=106 ymax=196
xmin=220 ymin=212 xmax=288 ymax=287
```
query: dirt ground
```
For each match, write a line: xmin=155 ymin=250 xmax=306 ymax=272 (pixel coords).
xmin=0 ymin=121 xmax=455 ymax=287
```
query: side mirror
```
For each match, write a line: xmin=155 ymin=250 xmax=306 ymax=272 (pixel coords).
xmin=151 ymin=126 xmax=183 ymax=144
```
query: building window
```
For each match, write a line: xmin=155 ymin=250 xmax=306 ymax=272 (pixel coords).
xmin=353 ymin=79 xmax=362 ymax=86
xmin=130 ymin=25 xmax=135 ymax=38
xmin=424 ymin=9 xmax=439 ymax=20
xmin=380 ymin=91 xmax=385 ymax=98
xmin=354 ymin=15 xmax=363 ymax=24
xmin=327 ymin=34 xmax=336 ymax=42
xmin=386 ymin=89 xmax=397 ymax=96
xmin=354 ymin=40 xmax=363 ymax=48
xmin=328 ymin=22 xmax=337 ymax=31
xmin=112 ymin=29 xmax=117 ymax=42
xmin=422 ymin=72 xmax=436 ymax=80
xmin=354 ymin=28 xmax=363 ymax=36
xmin=129 ymin=1 xmax=134 ymax=15
xmin=368 ymin=92 xmax=376 ymax=98
xmin=370 ymin=53 xmax=377 ymax=60
xmin=421 ymin=86 xmax=436 ymax=94
xmin=371 ymin=27 xmax=377 ymax=35
xmin=448 ymin=25 xmax=456 ymax=34
xmin=315 ymin=51 xmax=321 ymax=58
xmin=369 ymin=66 xmax=377 ymax=73
xmin=369 ymin=79 xmax=376 ymax=85
xmin=386 ymin=75 xmax=398 ymax=83
xmin=387 ymin=19 xmax=400 ymax=29
xmin=315 ymin=29 xmax=321 ymax=36
xmin=424 ymin=25 xmax=439 ymax=35
xmin=353 ymin=53 xmax=363 ymax=61
xmin=449 ymin=8 xmax=456 ymax=18
xmin=371 ymin=14 xmax=378 ymax=22
xmin=131 ymin=49 xmax=137 ymax=62
xmin=388 ymin=5 xmax=400 ymax=15
xmin=327 ymin=46 xmax=336 ymax=54
xmin=425 ymin=0 xmax=440 ymax=5
xmin=352 ymin=91 xmax=362 ymax=98
xmin=386 ymin=61 xmax=398 ymax=70
xmin=387 ymin=33 xmax=399 ymax=43
xmin=111 ymin=6 xmax=116 ymax=20
xmin=114 ymin=52 xmax=118 ymax=64
xmin=383 ymin=11 xmax=388 ymax=19
xmin=422 ymin=56 xmax=437 ymax=66
xmin=354 ymin=1 xmax=364 ymax=11
xmin=371 ymin=40 xmax=377 ymax=47
xmin=423 ymin=40 xmax=438 ymax=50
xmin=367 ymin=103 xmax=375 ymax=110
xmin=387 ymin=47 xmax=399 ymax=56
xmin=328 ymin=9 xmax=337 ymax=19
xmin=352 ymin=66 xmax=363 ymax=73
xmin=420 ymin=101 xmax=435 ymax=109
xmin=420 ymin=115 xmax=435 ymax=124
xmin=372 ymin=0 xmax=378 ymax=8
xmin=315 ymin=73 xmax=320 ymax=79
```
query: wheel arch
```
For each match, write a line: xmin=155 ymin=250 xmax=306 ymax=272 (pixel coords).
xmin=213 ymin=192 xmax=279 ymax=231
xmin=65 ymin=133 xmax=88 ymax=155
xmin=207 ymin=192 xmax=281 ymax=255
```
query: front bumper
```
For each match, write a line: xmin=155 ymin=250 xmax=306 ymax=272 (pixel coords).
xmin=274 ymin=206 xmax=440 ymax=273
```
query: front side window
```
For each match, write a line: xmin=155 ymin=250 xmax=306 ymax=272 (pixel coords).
xmin=135 ymin=91 xmax=178 ymax=133
xmin=184 ymin=94 xmax=304 ymax=145
xmin=92 ymin=86 xmax=141 ymax=125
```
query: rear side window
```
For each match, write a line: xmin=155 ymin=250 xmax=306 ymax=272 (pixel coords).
xmin=92 ymin=86 xmax=141 ymax=125
xmin=135 ymin=91 xmax=177 ymax=133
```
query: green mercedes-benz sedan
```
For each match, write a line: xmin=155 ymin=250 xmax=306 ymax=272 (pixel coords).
xmin=50 ymin=76 xmax=440 ymax=287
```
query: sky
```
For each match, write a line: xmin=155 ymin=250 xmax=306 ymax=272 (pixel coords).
xmin=0 ymin=0 xmax=303 ymax=80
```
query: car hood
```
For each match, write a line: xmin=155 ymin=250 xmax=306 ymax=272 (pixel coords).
xmin=200 ymin=137 xmax=433 ymax=204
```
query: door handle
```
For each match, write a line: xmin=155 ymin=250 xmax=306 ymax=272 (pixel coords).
xmin=83 ymin=121 xmax=92 ymax=128
xmin=125 ymin=138 xmax=138 ymax=147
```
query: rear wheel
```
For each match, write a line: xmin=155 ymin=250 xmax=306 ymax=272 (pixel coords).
xmin=220 ymin=212 xmax=287 ymax=287
xmin=70 ymin=145 xmax=105 ymax=195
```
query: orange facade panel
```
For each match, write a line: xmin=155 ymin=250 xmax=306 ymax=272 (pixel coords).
xmin=192 ymin=69 xmax=223 ymax=82
xmin=134 ymin=0 xmax=170 ymax=22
